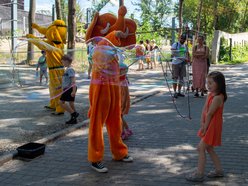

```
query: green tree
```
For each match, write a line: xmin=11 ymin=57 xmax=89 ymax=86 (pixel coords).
xmin=27 ymin=0 xmax=36 ymax=64
xmin=134 ymin=0 xmax=172 ymax=40
xmin=68 ymin=0 xmax=76 ymax=58
xmin=55 ymin=0 xmax=62 ymax=19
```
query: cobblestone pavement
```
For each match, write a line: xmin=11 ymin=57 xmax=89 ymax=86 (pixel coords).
xmin=0 ymin=63 xmax=166 ymax=156
xmin=0 ymin=63 xmax=248 ymax=185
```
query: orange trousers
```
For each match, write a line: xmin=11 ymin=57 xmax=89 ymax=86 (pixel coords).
xmin=88 ymin=82 xmax=128 ymax=162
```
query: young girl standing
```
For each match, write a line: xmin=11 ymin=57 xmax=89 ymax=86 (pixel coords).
xmin=186 ymin=71 xmax=227 ymax=182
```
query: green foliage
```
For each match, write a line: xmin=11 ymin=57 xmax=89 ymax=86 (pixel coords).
xmin=219 ymin=37 xmax=248 ymax=64
xmin=219 ymin=37 xmax=230 ymax=62
xmin=182 ymin=0 xmax=248 ymax=34
xmin=92 ymin=0 xmax=110 ymax=12
xmin=134 ymin=0 xmax=172 ymax=40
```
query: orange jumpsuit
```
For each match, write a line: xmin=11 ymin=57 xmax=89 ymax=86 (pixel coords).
xmin=88 ymin=32 xmax=128 ymax=162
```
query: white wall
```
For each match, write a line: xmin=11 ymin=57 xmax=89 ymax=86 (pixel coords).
xmin=211 ymin=30 xmax=248 ymax=64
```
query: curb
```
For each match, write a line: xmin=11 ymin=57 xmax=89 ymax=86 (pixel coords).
xmin=0 ymin=90 xmax=160 ymax=166
xmin=0 ymin=119 xmax=89 ymax=166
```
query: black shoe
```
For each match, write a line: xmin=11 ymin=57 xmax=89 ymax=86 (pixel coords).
xmin=201 ymin=92 xmax=204 ymax=97
xmin=173 ymin=93 xmax=178 ymax=98
xmin=177 ymin=92 xmax=185 ymax=97
xmin=194 ymin=93 xmax=199 ymax=98
xmin=91 ymin=162 xmax=108 ymax=173
xmin=51 ymin=112 xmax=64 ymax=116
xmin=71 ymin=112 xmax=79 ymax=119
xmin=65 ymin=118 xmax=77 ymax=124
xmin=44 ymin=106 xmax=55 ymax=110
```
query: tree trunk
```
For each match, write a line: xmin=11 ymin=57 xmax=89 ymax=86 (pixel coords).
xmin=195 ymin=0 xmax=203 ymax=41
xmin=55 ymin=0 xmax=62 ymax=20
xmin=178 ymin=0 xmax=184 ymax=37
xmin=213 ymin=0 xmax=218 ymax=30
xmin=242 ymin=2 xmax=248 ymax=32
xmin=27 ymin=0 xmax=36 ymax=65
xmin=67 ymin=0 xmax=76 ymax=58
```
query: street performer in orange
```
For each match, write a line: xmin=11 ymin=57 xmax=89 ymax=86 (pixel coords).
xmin=85 ymin=5 xmax=137 ymax=173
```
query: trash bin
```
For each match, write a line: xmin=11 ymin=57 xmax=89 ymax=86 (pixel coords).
xmin=16 ymin=142 xmax=46 ymax=159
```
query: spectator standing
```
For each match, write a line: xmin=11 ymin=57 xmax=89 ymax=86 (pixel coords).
xmin=192 ymin=35 xmax=209 ymax=97
xmin=136 ymin=40 xmax=145 ymax=71
xmin=186 ymin=71 xmax=227 ymax=182
xmin=87 ymin=41 xmax=95 ymax=79
xmin=171 ymin=34 xmax=190 ymax=98
xmin=36 ymin=51 xmax=48 ymax=85
xmin=150 ymin=39 xmax=157 ymax=68
xmin=145 ymin=39 xmax=153 ymax=69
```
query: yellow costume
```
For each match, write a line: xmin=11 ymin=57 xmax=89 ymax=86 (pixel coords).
xmin=85 ymin=6 xmax=137 ymax=162
xmin=26 ymin=20 xmax=67 ymax=113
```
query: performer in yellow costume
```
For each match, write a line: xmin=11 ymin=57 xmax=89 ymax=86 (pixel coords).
xmin=26 ymin=20 xmax=67 ymax=115
xmin=85 ymin=5 xmax=137 ymax=173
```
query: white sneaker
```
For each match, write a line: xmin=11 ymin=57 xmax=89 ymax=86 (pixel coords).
xmin=121 ymin=155 xmax=133 ymax=162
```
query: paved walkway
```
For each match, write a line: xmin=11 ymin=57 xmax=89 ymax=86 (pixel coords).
xmin=0 ymin=63 xmax=166 ymax=155
xmin=0 ymin=63 xmax=248 ymax=185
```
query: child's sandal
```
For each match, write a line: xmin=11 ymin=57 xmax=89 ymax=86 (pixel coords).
xmin=185 ymin=171 xmax=204 ymax=182
xmin=207 ymin=170 xmax=224 ymax=178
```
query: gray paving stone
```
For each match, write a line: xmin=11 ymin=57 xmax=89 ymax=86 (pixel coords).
xmin=0 ymin=64 xmax=248 ymax=185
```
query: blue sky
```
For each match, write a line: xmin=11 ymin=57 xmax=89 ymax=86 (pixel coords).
xmin=24 ymin=0 xmax=139 ymax=18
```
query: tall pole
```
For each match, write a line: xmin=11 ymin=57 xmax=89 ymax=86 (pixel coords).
xmin=27 ymin=0 xmax=36 ymax=64
xmin=0 ymin=18 xmax=3 ymax=35
xmin=119 ymin=0 xmax=123 ymax=7
xmin=11 ymin=0 xmax=17 ymax=52
xmin=172 ymin=17 xmax=176 ymax=44
xmin=52 ymin=4 xmax=55 ymax=21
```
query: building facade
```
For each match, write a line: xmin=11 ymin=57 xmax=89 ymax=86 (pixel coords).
xmin=0 ymin=0 xmax=24 ymax=10
xmin=0 ymin=5 xmax=52 ymax=36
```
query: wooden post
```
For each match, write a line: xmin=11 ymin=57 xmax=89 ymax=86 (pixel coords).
xmin=229 ymin=38 xmax=232 ymax=61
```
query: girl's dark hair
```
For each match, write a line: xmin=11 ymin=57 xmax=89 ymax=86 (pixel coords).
xmin=61 ymin=54 xmax=73 ymax=64
xmin=198 ymin=35 xmax=205 ymax=40
xmin=208 ymin=71 xmax=227 ymax=102
xmin=139 ymin=40 xmax=144 ymax=44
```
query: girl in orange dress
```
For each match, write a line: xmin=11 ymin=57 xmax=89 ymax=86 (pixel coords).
xmin=186 ymin=71 xmax=227 ymax=182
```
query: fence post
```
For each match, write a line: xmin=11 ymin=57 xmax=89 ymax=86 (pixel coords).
xmin=11 ymin=0 xmax=18 ymax=52
xmin=0 ymin=18 xmax=2 ymax=35
xmin=172 ymin=17 xmax=176 ymax=44
xmin=229 ymin=38 xmax=232 ymax=61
